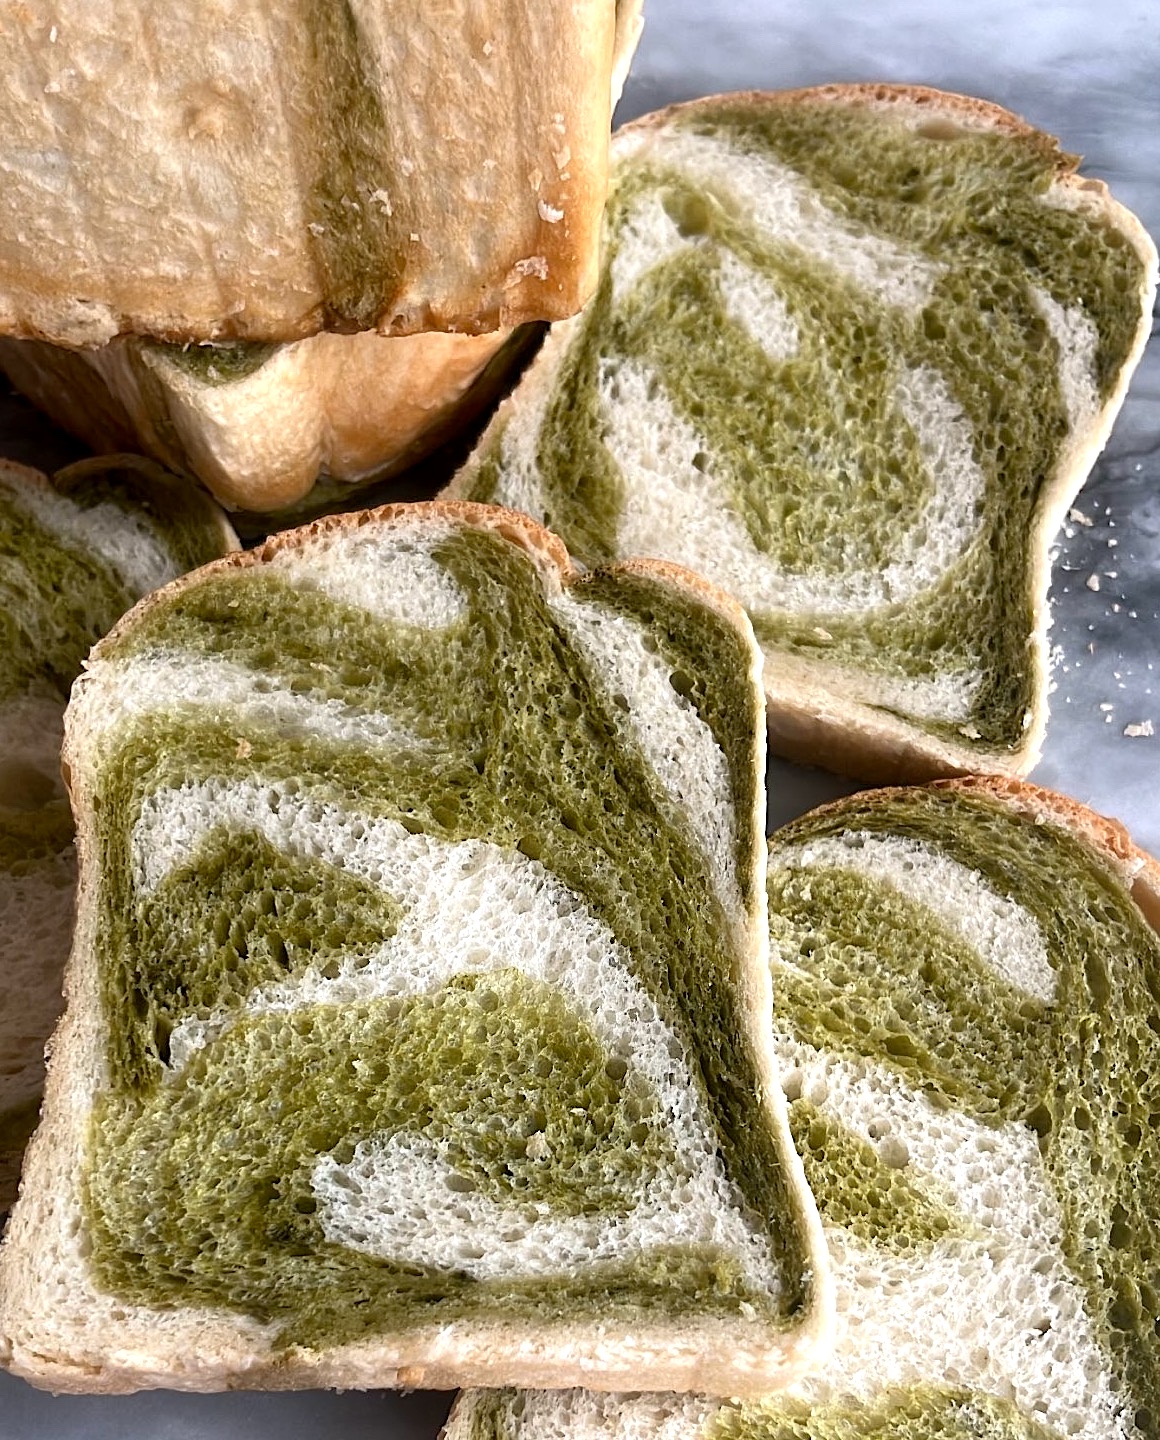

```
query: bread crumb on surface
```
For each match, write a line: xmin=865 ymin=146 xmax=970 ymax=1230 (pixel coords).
xmin=1123 ymin=720 xmax=1154 ymax=738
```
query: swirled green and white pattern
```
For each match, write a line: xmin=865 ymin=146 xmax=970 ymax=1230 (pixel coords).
xmin=0 ymin=457 xmax=233 ymax=1208
xmin=454 ymin=95 xmax=1149 ymax=753
xmin=73 ymin=510 xmax=817 ymax=1352
xmin=453 ymin=785 xmax=1160 ymax=1440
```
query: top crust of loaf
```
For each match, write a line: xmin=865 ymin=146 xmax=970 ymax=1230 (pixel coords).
xmin=0 ymin=499 xmax=831 ymax=1396
xmin=0 ymin=1 xmax=616 ymax=345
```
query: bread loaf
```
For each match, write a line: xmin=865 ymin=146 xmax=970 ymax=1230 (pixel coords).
xmin=0 ymin=0 xmax=645 ymax=515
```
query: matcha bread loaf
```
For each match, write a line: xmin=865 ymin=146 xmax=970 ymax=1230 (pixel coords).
xmin=0 ymin=0 xmax=620 ymax=345
xmin=0 ymin=455 xmax=238 ymax=1210
xmin=447 ymin=86 xmax=1158 ymax=782
xmin=0 ymin=501 xmax=830 ymax=1394
xmin=0 ymin=0 xmax=645 ymax=517
xmin=449 ymin=777 xmax=1160 ymax=1440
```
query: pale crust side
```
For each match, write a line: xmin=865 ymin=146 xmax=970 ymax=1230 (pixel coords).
xmin=773 ymin=775 xmax=1160 ymax=942
xmin=0 ymin=329 xmax=519 ymax=512
xmin=0 ymin=1 xmax=614 ymax=345
xmin=0 ymin=500 xmax=831 ymax=1397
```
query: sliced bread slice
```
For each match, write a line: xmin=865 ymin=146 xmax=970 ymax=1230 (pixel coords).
xmin=448 ymin=777 xmax=1160 ymax=1440
xmin=0 ymin=0 xmax=620 ymax=345
xmin=0 ymin=454 xmax=238 ymax=1212
xmin=0 ymin=501 xmax=830 ymax=1394
xmin=447 ymin=86 xmax=1158 ymax=782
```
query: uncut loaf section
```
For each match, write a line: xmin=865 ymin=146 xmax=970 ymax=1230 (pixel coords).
xmin=449 ymin=85 xmax=1158 ymax=781
xmin=0 ymin=502 xmax=828 ymax=1394
xmin=0 ymin=0 xmax=621 ymax=344
xmin=451 ymin=779 xmax=1160 ymax=1440
xmin=0 ymin=455 xmax=237 ymax=1211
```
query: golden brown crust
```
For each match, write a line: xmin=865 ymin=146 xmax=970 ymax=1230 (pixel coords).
xmin=772 ymin=776 xmax=1160 ymax=940
xmin=619 ymin=83 xmax=1047 ymax=145
xmin=932 ymin=776 xmax=1160 ymax=934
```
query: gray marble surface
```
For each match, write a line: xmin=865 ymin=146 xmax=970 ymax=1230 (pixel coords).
xmin=2 ymin=0 xmax=1158 ymax=1433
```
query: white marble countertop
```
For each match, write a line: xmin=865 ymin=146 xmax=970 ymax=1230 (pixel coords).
xmin=2 ymin=0 xmax=1157 ymax=1433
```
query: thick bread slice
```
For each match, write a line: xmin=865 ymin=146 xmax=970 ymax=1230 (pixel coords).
xmin=447 ymin=85 xmax=1158 ymax=783
xmin=447 ymin=777 xmax=1160 ymax=1440
xmin=0 ymin=1 xmax=617 ymax=345
xmin=0 ymin=455 xmax=238 ymax=1212
xmin=0 ymin=501 xmax=830 ymax=1394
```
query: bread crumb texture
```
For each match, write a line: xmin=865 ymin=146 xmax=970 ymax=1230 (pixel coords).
xmin=0 ymin=456 xmax=234 ymax=1209
xmin=67 ymin=511 xmax=817 ymax=1354
xmin=458 ymin=91 xmax=1150 ymax=755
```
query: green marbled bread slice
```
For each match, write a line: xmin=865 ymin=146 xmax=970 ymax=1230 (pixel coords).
xmin=0 ymin=1 xmax=621 ymax=345
xmin=0 ymin=454 xmax=238 ymax=1211
xmin=0 ymin=501 xmax=829 ymax=1394
xmin=447 ymin=86 xmax=1159 ymax=782
xmin=447 ymin=777 xmax=1160 ymax=1440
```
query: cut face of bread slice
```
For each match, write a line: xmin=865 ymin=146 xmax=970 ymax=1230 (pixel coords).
xmin=0 ymin=0 xmax=617 ymax=345
xmin=0 ymin=457 xmax=239 ymax=783
xmin=0 ymin=455 xmax=238 ymax=1212
xmin=449 ymin=777 xmax=1160 ymax=1440
xmin=448 ymin=86 xmax=1159 ymax=782
xmin=0 ymin=502 xmax=829 ymax=1394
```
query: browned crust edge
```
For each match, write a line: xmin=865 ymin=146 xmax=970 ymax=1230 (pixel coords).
xmin=772 ymin=774 xmax=1160 ymax=937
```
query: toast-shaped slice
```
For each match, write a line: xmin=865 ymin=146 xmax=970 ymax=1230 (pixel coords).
xmin=0 ymin=0 xmax=618 ymax=345
xmin=448 ymin=86 xmax=1158 ymax=782
xmin=448 ymin=778 xmax=1160 ymax=1440
xmin=0 ymin=455 xmax=238 ymax=1210
xmin=0 ymin=502 xmax=829 ymax=1394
